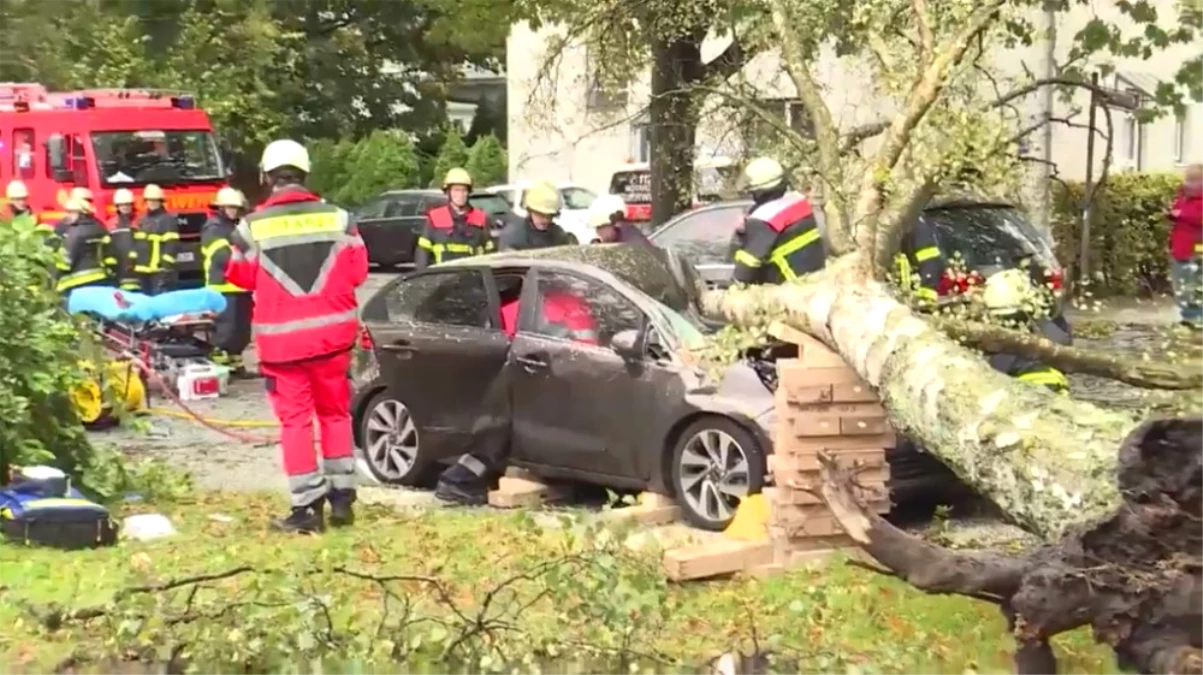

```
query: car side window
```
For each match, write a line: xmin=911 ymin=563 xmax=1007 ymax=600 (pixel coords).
xmin=357 ymin=198 xmax=390 ymax=220
xmin=419 ymin=195 xmax=448 ymax=214
xmin=386 ymin=271 xmax=492 ymax=329
xmin=653 ymin=205 xmax=746 ymax=265
xmin=524 ymin=271 xmax=644 ymax=348
xmin=560 ymin=187 xmax=596 ymax=210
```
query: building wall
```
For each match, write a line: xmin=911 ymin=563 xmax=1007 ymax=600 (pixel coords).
xmin=506 ymin=0 xmax=1199 ymax=196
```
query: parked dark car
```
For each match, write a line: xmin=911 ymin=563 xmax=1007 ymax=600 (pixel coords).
xmin=648 ymin=198 xmax=1066 ymax=299
xmin=351 ymin=244 xmax=775 ymax=530
xmin=353 ymin=189 xmax=520 ymax=268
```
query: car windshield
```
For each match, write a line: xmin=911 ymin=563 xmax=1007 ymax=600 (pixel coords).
xmin=923 ymin=206 xmax=1057 ymax=270
xmin=470 ymin=193 xmax=511 ymax=215
xmin=651 ymin=204 xmax=746 ymax=265
xmin=92 ymin=130 xmax=223 ymax=187
xmin=648 ymin=298 xmax=708 ymax=350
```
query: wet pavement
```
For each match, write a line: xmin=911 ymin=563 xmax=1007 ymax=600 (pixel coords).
xmin=104 ymin=283 xmax=1198 ymax=527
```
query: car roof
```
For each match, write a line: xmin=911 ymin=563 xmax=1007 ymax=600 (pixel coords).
xmin=439 ymin=244 xmax=694 ymax=311
xmin=485 ymin=182 xmax=586 ymax=191
xmin=381 ymin=189 xmax=443 ymax=197
xmin=667 ymin=196 xmax=1017 ymax=216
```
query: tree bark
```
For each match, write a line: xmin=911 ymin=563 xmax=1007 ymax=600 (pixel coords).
xmin=703 ymin=254 xmax=1140 ymax=540
xmin=649 ymin=36 xmax=702 ymax=228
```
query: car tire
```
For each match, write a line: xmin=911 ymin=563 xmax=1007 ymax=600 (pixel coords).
xmin=669 ymin=416 xmax=767 ymax=531
xmin=357 ymin=390 xmax=433 ymax=486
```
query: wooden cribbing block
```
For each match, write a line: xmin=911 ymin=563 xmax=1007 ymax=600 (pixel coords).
xmin=770 ymin=450 xmax=888 ymax=475
xmin=662 ymin=538 xmax=773 ymax=581
xmin=600 ymin=492 xmax=681 ymax=525
xmin=488 ymin=475 xmax=568 ymax=508
xmin=783 ymin=433 xmax=897 ymax=454
xmin=775 ymin=478 xmax=889 ymax=506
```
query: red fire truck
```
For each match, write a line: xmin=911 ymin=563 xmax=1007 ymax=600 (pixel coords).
xmin=0 ymin=83 xmax=231 ymax=279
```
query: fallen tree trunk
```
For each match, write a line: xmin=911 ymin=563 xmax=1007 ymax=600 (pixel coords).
xmin=935 ymin=318 xmax=1203 ymax=391
xmin=704 ymin=254 xmax=1141 ymax=540
xmin=704 ymin=252 xmax=1201 ymax=672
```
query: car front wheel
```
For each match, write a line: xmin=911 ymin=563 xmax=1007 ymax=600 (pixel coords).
xmin=670 ymin=417 xmax=767 ymax=531
xmin=357 ymin=391 xmax=432 ymax=486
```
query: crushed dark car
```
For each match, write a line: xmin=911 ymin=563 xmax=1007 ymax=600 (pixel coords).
xmin=352 ymin=244 xmax=776 ymax=530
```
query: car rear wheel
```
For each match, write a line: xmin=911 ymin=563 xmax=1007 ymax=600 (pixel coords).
xmin=358 ymin=391 xmax=431 ymax=486
xmin=670 ymin=417 xmax=766 ymax=531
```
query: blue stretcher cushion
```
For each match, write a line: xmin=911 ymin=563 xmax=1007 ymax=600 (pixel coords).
xmin=68 ymin=287 xmax=227 ymax=323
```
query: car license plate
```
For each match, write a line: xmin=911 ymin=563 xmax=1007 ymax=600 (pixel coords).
xmin=176 ymin=252 xmax=195 ymax=263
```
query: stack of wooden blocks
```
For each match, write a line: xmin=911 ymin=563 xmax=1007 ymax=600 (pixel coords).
xmin=763 ymin=326 xmax=894 ymax=567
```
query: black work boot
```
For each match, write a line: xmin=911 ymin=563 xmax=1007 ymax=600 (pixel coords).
xmin=270 ymin=500 xmax=325 ymax=534
xmin=328 ymin=489 xmax=357 ymax=527
xmin=434 ymin=478 xmax=488 ymax=506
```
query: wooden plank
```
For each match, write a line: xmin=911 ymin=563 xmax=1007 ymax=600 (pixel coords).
xmin=487 ymin=476 xmax=568 ymax=508
xmin=790 ymin=367 xmax=865 ymax=387
xmin=790 ymin=385 xmax=835 ymax=404
xmin=775 ymin=479 xmax=889 ymax=506
xmin=662 ymin=539 xmax=773 ymax=581
xmin=790 ymin=402 xmax=885 ymax=417
xmin=840 ymin=416 xmax=891 ymax=436
xmin=780 ymin=433 xmax=897 ymax=453
xmin=792 ymin=413 xmax=841 ymax=437
xmin=600 ymin=492 xmax=681 ymax=526
xmin=832 ymin=382 xmax=879 ymax=403
xmin=770 ymin=454 xmax=889 ymax=481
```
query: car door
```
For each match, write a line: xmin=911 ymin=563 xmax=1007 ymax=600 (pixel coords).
xmin=507 ymin=268 xmax=655 ymax=479
xmin=353 ymin=196 xmax=394 ymax=263
xmin=650 ymin=204 xmax=749 ymax=288
xmin=362 ymin=268 xmax=510 ymax=457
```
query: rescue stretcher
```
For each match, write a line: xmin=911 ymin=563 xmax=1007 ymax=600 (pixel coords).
xmin=66 ymin=287 xmax=229 ymax=426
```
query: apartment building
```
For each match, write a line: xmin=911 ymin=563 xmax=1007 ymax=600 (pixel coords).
xmin=505 ymin=0 xmax=1200 ymax=197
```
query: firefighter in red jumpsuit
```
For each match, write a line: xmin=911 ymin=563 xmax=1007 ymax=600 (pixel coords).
xmin=225 ymin=139 xmax=370 ymax=533
xmin=435 ymin=280 xmax=598 ymax=505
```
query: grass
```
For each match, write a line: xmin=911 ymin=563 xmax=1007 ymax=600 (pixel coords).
xmin=0 ymin=491 xmax=1116 ymax=673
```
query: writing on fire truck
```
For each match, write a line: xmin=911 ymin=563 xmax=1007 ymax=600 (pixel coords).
xmin=0 ymin=83 xmax=232 ymax=280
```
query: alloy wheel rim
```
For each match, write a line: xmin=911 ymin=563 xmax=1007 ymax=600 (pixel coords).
xmin=678 ymin=428 xmax=750 ymax=523
xmin=364 ymin=399 xmax=419 ymax=479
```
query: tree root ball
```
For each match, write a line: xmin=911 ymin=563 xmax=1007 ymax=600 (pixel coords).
xmin=819 ymin=417 xmax=1202 ymax=675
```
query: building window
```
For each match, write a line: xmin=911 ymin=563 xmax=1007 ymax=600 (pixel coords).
xmin=1175 ymin=113 xmax=1190 ymax=165
xmin=585 ymin=46 xmax=628 ymax=112
xmin=740 ymin=98 xmax=815 ymax=151
xmin=630 ymin=118 xmax=650 ymax=163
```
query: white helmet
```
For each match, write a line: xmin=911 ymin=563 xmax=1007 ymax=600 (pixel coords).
xmin=69 ymin=186 xmax=94 ymax=203
xmin=5 ymin=180 xmax=28 ymax=200
xmin=261 ymin=139 xmax=311 ymax=174
xmin=143 ymin=184 xmax=165 ymax=201
xmin=588 ymin=194 xmax=627 ymax=228
xmin=212 ymin=187 xmax=245 ymax=208
xmin=113 ymin=188 xmax=135 ymax=206
xmin=744 ymin=157 xmax=785 ymax=192
xmin=982 ymin=269 xmax=1033 ymax=316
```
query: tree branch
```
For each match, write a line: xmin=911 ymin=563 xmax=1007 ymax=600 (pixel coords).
xmin=839 ymin=121 xmax=891 ymax=154
xmin=911 ymin=0 xmax=935 ymax=64
xmin=936 ymin=319 xmax=1203 ymax=390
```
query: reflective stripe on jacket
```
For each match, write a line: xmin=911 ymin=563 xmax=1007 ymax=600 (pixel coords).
xmin=415 ymin=205 xmax=493 ymax=268
xmin=894 ymin=219 xmax=945 ymax=303
xmin=732 ymin=192 xmax=825 ymax=285
xmin=133 ymin=209 xmax=179 ymax=273
xmin=200 ymin=213 xmax=246 ymax=294
xmin=106 ymin=214 xmax=140 ymax=290
xmin=225 ymin=187 xmax=369 ymax=365
xmin=56 ymin=216 xmax=113 ymax=292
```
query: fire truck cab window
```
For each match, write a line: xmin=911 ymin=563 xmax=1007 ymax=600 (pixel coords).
xmin=91 ymin=129 xmax=223 ymax=186
xmin=71 ymin=135 xmax=89 ymax=186
xmin=13 ymin=129 xmax=34 ymax=180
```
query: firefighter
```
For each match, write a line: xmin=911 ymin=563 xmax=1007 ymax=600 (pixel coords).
xmin=4 ymin=180 xmax=36 ymax=228
xmin=588 ymin=193 xmax=653 ymax=248
xmin=56 ymin=197 xmax=114 ymax=295
xmin=225 ymin=139 xmax=369 ymax=534
xmin=435 ymin=278 xmax=598 ymax=506
xmin=894 ymin=218 xmax=944 ymax=305
xmin=48 ymin=187 xmax=95 ymax=278
xmin=107 ymin=189 xmax=141 ymax=291
xmin=134 ymin=183 xmax=179 ymax=294
xmin=980 ymin=269 xmax=1070 ymax=394
xmin=414 ymin=168 xmax=493 ymax=269
xmin=732 ymin=157 xmax=825 ymax=284
xmin=498 ymin=182 xmax=575 ymax=251
xmin=201 ymin=187 xmax=253 ymax=374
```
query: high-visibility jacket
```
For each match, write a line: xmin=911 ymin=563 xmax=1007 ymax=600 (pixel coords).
xmin=225 ymin=186 xmax=369 ymax=365
xmin=106 ymin=213 xmax=140 ymax=290
xmin=732 ymin=192 xmax=825 ymax=285
xmin=415 ymin=204 xmax=494 ymax=269
xmin=537 ymin=291 xmax=599 ymax=345
xmin=200 ymin=213 xmax=247 ymax=294
xmin=133 ymin=208 xmax=179 ymax=274
xmin=56 ymin=215 xmax=113 ymax=293
xmin=895 ymin=219 xmax=945 ymax=304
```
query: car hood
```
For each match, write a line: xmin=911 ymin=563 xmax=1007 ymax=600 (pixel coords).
xmin=679 ymin=359 xmax=775 ymax=420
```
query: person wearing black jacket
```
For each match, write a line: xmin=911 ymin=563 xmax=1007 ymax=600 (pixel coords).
xmin=107 ymin=189 xmax=140 ymax=291
xmin=55 ymin=198 xmax=114 ymax=295
xmin=587 ymin=194 xmax=654 ymax=248
xmin=498 ymin=182 xmax=575 ymax=251
xmin=201 ymin=187 xmax=253 ymax=374
xmin=133 ymin=183 xmax=179 ymax=294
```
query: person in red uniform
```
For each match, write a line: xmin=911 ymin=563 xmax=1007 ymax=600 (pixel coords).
xmin=225 ymin=139 xmax=370 ymax=533
xmin=1169 ymin=163 xmax=1203 ymax=330
xmin=434 ymin=280 xmax=599 ymax=505
xmin=414 ymin=167 xmax=494 ymax=268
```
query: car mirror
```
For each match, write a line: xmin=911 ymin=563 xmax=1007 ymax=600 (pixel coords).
xmin=610 ymin=329 xmax=643 ymax=359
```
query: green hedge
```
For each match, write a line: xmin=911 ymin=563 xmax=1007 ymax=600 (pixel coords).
xmin=1051 ymin=172 xmax=1182 ymax=297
